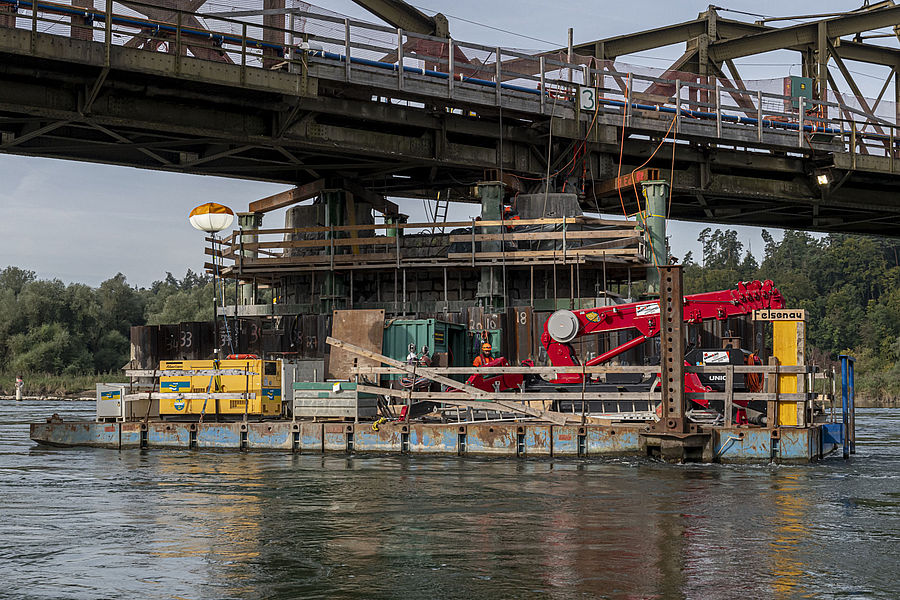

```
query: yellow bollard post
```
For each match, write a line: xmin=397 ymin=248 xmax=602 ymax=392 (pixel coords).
xmin=773 ymin=319 xmax=806 ymax=427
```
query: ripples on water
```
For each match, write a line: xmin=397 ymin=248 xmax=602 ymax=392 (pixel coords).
xmin=1 ymin=401 xmax=898 ymax=599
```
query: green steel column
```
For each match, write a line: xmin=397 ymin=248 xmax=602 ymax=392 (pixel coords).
xmin=476 ymin=181 xmax=505 ymax=308
xmin=321 ymin=190 xmax=347 ymax=312
xmin=237 ymin=212 xmax=263 ymax=306
xmin=384 ymin=213 xmax=407 ymax=237
xmin=641 ymin=180 xmax=669 ymax=295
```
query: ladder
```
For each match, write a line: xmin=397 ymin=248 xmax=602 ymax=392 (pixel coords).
xmin=429 ymin=190 xmax=450 ymax=234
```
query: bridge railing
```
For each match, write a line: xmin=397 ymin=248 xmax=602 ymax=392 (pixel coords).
xmin=4 ymin=0 xmax=899 ymax=160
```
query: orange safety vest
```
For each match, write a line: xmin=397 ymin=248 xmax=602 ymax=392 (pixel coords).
xmin=473 ymin=354 xmax=490 ymax=367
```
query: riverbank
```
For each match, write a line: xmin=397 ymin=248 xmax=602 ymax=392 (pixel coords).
xmin=0 ymin=372 xmax=123 ymax=398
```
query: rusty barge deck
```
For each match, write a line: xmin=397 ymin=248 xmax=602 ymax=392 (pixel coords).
xmin=30 ymin=419 xmax=848 ymax=463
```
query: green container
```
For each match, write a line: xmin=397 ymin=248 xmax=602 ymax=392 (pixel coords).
xmin=382 ymin=319 xmax=467 ymax=380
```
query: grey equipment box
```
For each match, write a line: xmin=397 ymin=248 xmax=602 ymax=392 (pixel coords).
xmin=96 ymin=384 xmax=128 ymax=421
xmin=96 ymin=383 xmax=156 ymax=421
xmin=292 ymin=382 xmax=377 ymax=419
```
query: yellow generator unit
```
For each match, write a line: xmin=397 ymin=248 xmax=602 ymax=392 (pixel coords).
xmin=158 ymin=358 xmax=282 ymax=420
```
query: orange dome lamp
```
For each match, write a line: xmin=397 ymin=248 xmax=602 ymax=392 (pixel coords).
xmin=189 ymin=202 xmax=235 ymax=233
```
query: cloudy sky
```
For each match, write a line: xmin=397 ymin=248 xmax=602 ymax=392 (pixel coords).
xmin=1 ymin=0 xmax=889 ymax=287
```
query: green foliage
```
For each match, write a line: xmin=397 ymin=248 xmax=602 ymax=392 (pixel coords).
xmin=684 ymin=228 xmax=900 ymax=400
xmin=0 ymin=266 xmax=211 ymax=379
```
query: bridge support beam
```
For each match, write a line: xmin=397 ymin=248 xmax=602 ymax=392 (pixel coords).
xmin=321 ymin=189 xmax=348 ymax=312
xmin=237 ymin=212 xmax=263 ymax=306
xmin=476 ymin=181 xmax=505 ymax=309
xmin=641 ymin=180 xmax=668 ymax=295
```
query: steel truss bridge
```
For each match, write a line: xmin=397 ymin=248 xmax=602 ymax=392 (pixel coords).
xmin=4 ymin=0 xmax=900 ymax=234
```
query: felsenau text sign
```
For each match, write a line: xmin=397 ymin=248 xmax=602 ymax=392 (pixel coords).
xmin=753 ymin=309 xmax=807 ymax=321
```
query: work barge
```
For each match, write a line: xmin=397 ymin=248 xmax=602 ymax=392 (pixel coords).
xmin=31 ymin=194 xmax=858 ymax=462
xmin=16 ymin=0 xmax=866 ymax=462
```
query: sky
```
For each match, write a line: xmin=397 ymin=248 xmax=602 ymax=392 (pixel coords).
xmin=1 ymin=0 xmax=893 ymax=287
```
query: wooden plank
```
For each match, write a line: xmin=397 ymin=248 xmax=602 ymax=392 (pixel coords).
xmin=447 ymin=230 xmax=638 ymax=243
xmin=249 ymin=179 xmax=326 ymax=213
xmin=575 ymin=236 xmax=643 ymax=250
xmin=348 ymin=364 xmax=813 ymax=375
xmin=353 ymin=385 xmax=811 ymax=402
xmin=222 ymin=258 xmax=598 ymax=275
xmin=124 ymin=369 xmax=256 ymax=377
xmin=229 ymin=217 xmax=583 ymax=236
xmin=327 ymin=309 xmax=385 ymax=379
xmin=448 ymin=248 xmax=641 ymax=260
xmin=326 ymin=336 xmax=490 ymax=398
xmin=247 ymin=235 xmax=396 ymax=250
xmin=239 ymin=229 xmax=641 ymax=250
xmin=123 ymin=393 xmax=256 ymax=400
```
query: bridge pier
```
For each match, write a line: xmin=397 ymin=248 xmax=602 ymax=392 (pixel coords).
xmin=642 ymin=180 xmax=669 ymax=295
xmin=237 ymin=212 xmax=263 ymax=306
xmin=476 ymin=181 xmax=505 ymax=309
xmin=321 ymin=189 xmax=348 ymax=313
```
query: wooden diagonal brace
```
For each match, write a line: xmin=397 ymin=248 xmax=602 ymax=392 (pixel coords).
xmin=326 ymin=336 xmax=487 ymax=397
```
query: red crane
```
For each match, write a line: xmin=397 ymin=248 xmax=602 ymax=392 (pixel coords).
xmin=541 ymin=279 xmax=785 ymax=385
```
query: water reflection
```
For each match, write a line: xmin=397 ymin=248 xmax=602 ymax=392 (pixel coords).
xmin=2 ymin=404 xmax=900 ymax=599
xmin=770 ymin=470 xmax=810 ymax=599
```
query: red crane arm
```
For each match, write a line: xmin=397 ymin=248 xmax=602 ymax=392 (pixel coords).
xmin=541 ymin=280 xmax=784 ymax=383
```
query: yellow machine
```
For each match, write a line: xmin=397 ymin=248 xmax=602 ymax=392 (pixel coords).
xmin=158 ymin=358 xmax=282 ymax=419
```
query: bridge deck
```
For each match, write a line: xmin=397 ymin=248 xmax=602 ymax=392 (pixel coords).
xmin=2 ymin=1 xmax=900 ymax=234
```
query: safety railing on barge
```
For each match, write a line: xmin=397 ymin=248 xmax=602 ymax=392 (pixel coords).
xmin=3 ymin=0 xmax=899 ymax=161
xmin=349 ymin=363 xmax=846 ymax=430
xmin=215 ymin=216 xmax=648 ymax=275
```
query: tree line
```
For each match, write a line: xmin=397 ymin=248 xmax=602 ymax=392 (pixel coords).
xmin=0 ymin=267 xmax=213 ymax=375
xmin=682 ymin=228 xmax=900 ymax=400
xmin=3 ymin=227 xmax=900 ymax=399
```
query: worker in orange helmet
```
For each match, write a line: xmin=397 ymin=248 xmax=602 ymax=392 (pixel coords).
xmin=472 ymin=342 xmax=493 ymax=367
xmin=503 ymin=205 xmax=520 ymax=232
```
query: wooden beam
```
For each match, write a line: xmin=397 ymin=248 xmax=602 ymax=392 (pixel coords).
xmin=249 ymin=179 xmax=327 ymax=213
xmin=591 ymin=169 xmax=660 ymax=197
xmin=248 ymin=179 xmax=398 ymax=215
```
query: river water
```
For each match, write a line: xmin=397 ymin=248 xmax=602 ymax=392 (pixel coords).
xmin=1 ymin=401 xmax=898 ymax=600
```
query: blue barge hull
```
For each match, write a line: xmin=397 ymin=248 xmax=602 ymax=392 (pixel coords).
xmin=29 ymin=420 xmax=845 ymax=463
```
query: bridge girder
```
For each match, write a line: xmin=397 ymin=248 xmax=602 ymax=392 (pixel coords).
xmin=350 ymin=0 xmax=449 ymax=37
xmin=2 ymin=12 xmax=900 ymax=236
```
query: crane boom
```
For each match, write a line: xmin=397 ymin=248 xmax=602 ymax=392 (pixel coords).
xmin=541 ymin=280 xmax=785 ymax=384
